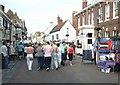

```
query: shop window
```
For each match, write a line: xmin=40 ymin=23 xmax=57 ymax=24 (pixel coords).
xmin=88 ymin=39 xmax=92 ymax=44
xmin=52 ymin=35 xmax=54 ymax=41
xmin=87 ymin=33 xmax=92 ymax=37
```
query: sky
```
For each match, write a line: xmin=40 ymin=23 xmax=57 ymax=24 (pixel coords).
xmin=0 ymin=0 xmax=92 ymax=36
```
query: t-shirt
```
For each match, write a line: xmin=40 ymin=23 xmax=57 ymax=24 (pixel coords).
xmin=43 ymin=45 xmax=53 ymax=57
xmin=60 ymin=45 xmax=66 ymax=53
xmin=16 ymin=45 xmax=24 ymax=52
xmin=68 ymin=47 xmax=74 ymax=54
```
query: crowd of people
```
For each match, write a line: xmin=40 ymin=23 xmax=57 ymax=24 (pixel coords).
xmin=0 ymin=41 xmax=76 ymax=71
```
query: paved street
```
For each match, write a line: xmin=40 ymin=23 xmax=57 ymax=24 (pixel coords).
xmin=2 ymin=56 xmax=119 ymax=83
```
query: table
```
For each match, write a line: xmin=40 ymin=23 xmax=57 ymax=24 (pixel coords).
xmin=98 ymin=60 xmax=116 ymax=73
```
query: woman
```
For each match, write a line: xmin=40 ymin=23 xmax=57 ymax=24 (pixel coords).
xmin=26 ymin=43 xmax=34 ymax=71
xmin=67 ymin=44 xmax=74 ymax=66
xmin=35 ymin=43 xmax=44 ymax=71
xmin=9 ymin=43 xmax=16 ymax=61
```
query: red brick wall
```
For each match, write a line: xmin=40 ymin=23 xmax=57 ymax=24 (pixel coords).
xmin=73 ymin=1 xmax=120 ymax=38
xmin=72 ymin=12 xmax=78 ymax=35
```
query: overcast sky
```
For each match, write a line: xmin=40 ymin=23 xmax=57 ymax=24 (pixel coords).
xmin=1 ymin=0 xmax=92 ymax=36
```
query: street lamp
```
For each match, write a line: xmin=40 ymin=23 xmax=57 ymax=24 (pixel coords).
xmin=15 ymin=24 xmax=22 ymax=45
xmin=66 ymin=28 xmax=69 ymax=42
xmin=95 ymin=18 xmax=102 ymax=64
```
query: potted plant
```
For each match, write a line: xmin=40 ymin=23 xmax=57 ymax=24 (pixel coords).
xmin=95 ymin=26 xmax=102 ymax=31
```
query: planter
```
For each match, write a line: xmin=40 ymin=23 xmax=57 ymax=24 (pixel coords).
xmin=95 ymin=27 xmax=102 ymax=31
xmin=66 ymin=34 xmax=69 ymax=37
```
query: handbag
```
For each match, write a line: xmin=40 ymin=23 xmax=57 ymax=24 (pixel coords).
xmin=29 ymin=56 xmax=33 ymax=60
xmin=35 ymin=53 xmax=38 ymax=57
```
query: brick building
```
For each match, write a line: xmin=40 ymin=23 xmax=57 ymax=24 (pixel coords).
xmin=72 ymin=0 xmax=120 ymax=38
xmin=0 ymin=5 xmax=12 ymax=46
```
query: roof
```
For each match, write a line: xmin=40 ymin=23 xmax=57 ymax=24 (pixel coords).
xmin=50 ymin=20 xmax=67 ymax=34
xmin=74 ymin=0 xmax=104 ymax=16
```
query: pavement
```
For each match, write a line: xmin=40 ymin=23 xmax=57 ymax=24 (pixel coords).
xmin=2 ymin=55 xmax=120 ymax=84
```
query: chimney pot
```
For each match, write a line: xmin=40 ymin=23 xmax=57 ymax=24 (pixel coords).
xmin=0 ymin=5 xmax=5 ymax=11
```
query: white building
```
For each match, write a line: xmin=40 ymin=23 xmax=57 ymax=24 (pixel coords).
xmin=0 ymin=5 xmax=11 ymax=46
xmin=49 ymin=16 xmax=76 ymax=43
xmin=44 ymin=22 xmax=56 ymax=42
xmin=76 ymin=25 xmax=95 ymax=57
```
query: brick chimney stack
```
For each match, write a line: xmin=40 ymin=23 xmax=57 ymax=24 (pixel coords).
xmin=82 ymin=0 xmax=87 ymax=9
xmin=0 ymin=5 xmax=5 ymax=11
xmin=57 ymin=15 xmax=63 ymax=24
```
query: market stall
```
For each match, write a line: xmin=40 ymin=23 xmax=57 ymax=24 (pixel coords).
xmin=98 ymin=39 xmax=116 ymax=73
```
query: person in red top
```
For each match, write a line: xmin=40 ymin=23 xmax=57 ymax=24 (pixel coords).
xmin=67 ymin=44 xmax=74 ymax=66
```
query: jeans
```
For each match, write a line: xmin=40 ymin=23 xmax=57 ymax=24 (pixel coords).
xmin=61 ymin=53 xmax=65 ymax=65
xmin=37 ymin=56 xmax=44 ymax=68
xmin=26 ymin=54 xmax=33 ymax=70
xmin=51 ymin=53 xmax=58 ymax=69
xmin=2 ymin=56 xmax=9 ymax=69
xmin=44 ymin=57 xmax=51 ymax=68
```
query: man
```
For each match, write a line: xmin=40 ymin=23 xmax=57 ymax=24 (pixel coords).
xmin=60 ymin=42 xmax=67 ymax=66
xmin=0 ymin=41 xmax=9 ymax=69
xmin=16 ymin=42 xmax=24 ymax=60
xmin=43 ymin=41 xmax=53 ymax=71
xmin=51 ymin=42 xmax=59 ymax=70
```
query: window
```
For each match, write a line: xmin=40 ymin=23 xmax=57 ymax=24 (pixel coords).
xmin=87 ymin=33 xmax=92 ymax=37
xmin=0 ymin=17 xmax=3 ymax=27
xmin=56 ymin=34 xmax=59 ymax=40
xmin=105 ymin=3 xmax=110 ymax=20
xmin=98 ymin=32 xmax=103 ymax=38
xmin=82 ymin=15 xmax=85 ymax=25
xmin=88 ymin=39 xmax=92 ymax=44
xmin=113 ymin=30 xmax=118 ymax=36
xmin=88 ymin=13 xmax=90 ymax=25
xmin=52 ymin=35 xmax=54 ymax=41
xmin=3 ymin=18 xmax=8 ymax=28
xmin=78 ymin=15 xmax=80 ymax=27
xmin=98 ymin=7 xmax=103 ymax=22
xmin=105 ymin=31 xmax=110 ymax=38
xmin=113 ymin=0 xmax=118 ymax=18
xmin=91 ymin=12 xmax=94 ymax=24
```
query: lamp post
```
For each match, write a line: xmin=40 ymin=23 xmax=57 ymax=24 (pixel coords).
xmin=95 ymin=18 xmax=102 ymax=64
xmin=15 ymin=24 xmax=22 ymax=46
xmin=66 ymin=28 xmax=69 ymax=42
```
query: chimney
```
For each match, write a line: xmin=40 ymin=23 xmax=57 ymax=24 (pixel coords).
xmin=0 ymin=5 xmax=5 ymax=11
xmin=15 ymin=12 xmax=17 ymax=16
xmin=82 ymin=0 xmax=87 ymax=9
xmin=57 ymin=15 xmax=62 ymax=24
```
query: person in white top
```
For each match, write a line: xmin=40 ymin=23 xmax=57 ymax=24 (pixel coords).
xmin=43 ymin=41 xmax=53 ymax=71
xmin=0 ymin=41 xmax=9 ymax=69
xmin=26 ymin=43 xmax=34 ymax=71
xmin=24 ymin=43 xmax=28 ymax=59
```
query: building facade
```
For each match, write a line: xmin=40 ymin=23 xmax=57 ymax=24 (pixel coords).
xmin=0 ymin=5 xmax=27 ymax=47
xmin=72 ymin=0 xmax=120 ymax=51
xmin=49 ymin=16 xmax=76 ymax=43
xmin=0 ymin=5 xmax=12 ymax=46
xmin=7 ymin=9 xmax=27 ymax=46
